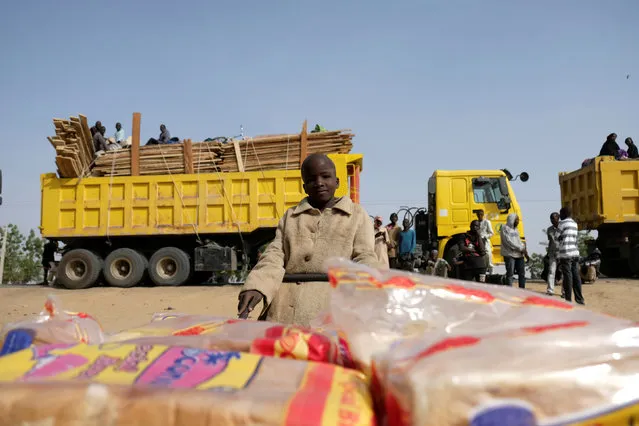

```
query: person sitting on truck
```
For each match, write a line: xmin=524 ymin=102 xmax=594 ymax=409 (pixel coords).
xmin=236 ymin=153 xmax=380 ymax=326
xmin=90 ymin=120 xmax=102 ymax=137
xmin=625 ymin=137 xmax=638 ymax=159
xmin=386 ymin=213 xmax=402 ymax=268
xmin=146 ymin=124 xmax=171 ymax=145
xmin=114 ymin=122 xmax=125 ymax=145
xmin=93 ymin=126 xmax=109 ymax=152
xmin=398 ymin=218 xmax=417 ymax=271
xmin=458 ymin=221 xmax=487 ymax=282
xmin=599 ymin=133 xmax=620 ymax=158
xmin=500 ymin=213 xmax=529 ymax=289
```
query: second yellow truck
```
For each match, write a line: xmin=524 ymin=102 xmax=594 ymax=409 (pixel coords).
xmin=560 ymin=156 xmax=639 ymax=278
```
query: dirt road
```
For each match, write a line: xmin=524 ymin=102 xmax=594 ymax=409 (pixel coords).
xmin=1 ymin=278 xmax=638 ymax=333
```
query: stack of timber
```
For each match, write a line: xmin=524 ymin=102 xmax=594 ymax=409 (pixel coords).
xmin=92 ymin=141 xmax=222 ymax=176
xmin=88 ymin=120 xmax=353 ymax=177
xmin=48 ymin=115 xmax=95 ymax=178
xmin=218 ymin=129 xmax=354 ymax=172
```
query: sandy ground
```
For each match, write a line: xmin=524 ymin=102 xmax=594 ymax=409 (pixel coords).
xmin=1 ymin=278 xmax=638 ymax=333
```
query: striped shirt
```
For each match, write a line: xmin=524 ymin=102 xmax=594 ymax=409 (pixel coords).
xmin=558 ymin=218 xmax=580 ymax=259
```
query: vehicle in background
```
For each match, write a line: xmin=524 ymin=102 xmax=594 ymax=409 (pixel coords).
xmin=559 ymin=156 xmax=639 ymax=278
xmin=407 ymin=168 xmax=529 ymax=266
xmin=40 ymin=153 xmax=363 ymax=289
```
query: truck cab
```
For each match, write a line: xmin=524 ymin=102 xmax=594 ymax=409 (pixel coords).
xmin=420 ymin=169 xmax=527 ymax=264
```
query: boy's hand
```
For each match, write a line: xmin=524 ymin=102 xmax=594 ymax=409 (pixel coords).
xmin=238 ymin=290 xmax=264 ymax=319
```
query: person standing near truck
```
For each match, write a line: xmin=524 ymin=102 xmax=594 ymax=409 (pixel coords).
xmin=373 ymin=216 xmax=390 ymax=268
xmin=398 ymin=218 xmax=417 ymax=271
xmin=558 ymin=206 xmax=585 ymax=305
xmin=476 ymin=209 xmax=494 ymax=272
xmin=236 ymin=153 xmax=380 ymax=326
xmin=41 ymin=239 xmax=58 ymax=286
xmin=386 ymin=213 xmax=401 ymax=269
xmin=501 ymin=213 xmax=528 ymax=288
xmin=458 ymin=220 xmax=487 ymax=282
xmin=546 ymin=212 xmax=561 ymax=295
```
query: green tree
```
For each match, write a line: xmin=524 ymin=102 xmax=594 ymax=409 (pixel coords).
xmin=526 ymin=253 xmax=545 ymax=279
xmin=22 ymin=229 xmax=44 ymax=283
xmin=1 ymin=224 xmax=25 ymax=284
xmin=0 ymin=224 xmax=44 ymax=284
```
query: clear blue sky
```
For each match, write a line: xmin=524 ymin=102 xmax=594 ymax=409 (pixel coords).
xmin=1 ymin=0 xmax=638 ymax=254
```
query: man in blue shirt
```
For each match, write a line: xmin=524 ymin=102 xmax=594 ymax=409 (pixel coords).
xmin=398 ymin=218 xmax=416 ymax=271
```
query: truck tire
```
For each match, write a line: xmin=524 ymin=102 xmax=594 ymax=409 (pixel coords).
xmin=149 ymin=247 xmax=191 ymax=286
xmin=57 ymin=249 xmax=102 ymax=290
xmin=104 ymin=249 xmax=147 ymax=288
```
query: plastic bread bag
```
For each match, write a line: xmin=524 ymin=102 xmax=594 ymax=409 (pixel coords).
xmin=0 ymin=342 xmax=375 ymax=426
xmin=107 ymin=314 xmax=349 ymax=366
xmin=0 ymin=295 xmax=104 ymax=356
xmin=323 ymin=258 xmax=630 ymax=374
xmin=372 ymin=318 xmax=639 ymax=426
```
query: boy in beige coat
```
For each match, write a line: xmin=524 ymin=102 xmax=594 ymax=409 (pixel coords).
xmin=237 ymin=154 xmax=380 ymax=326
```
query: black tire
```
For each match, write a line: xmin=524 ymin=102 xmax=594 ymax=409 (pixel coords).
xmin=148 ymin=247 xmax=191 ymax=286
xmin=104 ymin=248 xmax=147 ymax=288
xmin=57 ymin=249 xmax=102 ymax=290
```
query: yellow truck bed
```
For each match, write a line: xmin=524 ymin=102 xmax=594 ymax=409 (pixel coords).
xmin=559 ymin=157 xmax=639 ymax=230
xmin=41 ymin=153 xmax=363 ymax=238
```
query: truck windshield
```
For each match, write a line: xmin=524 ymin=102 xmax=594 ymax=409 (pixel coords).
xmin=472 ymin=178 xmax=508 ymax=203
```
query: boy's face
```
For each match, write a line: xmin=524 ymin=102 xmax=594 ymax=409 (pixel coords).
xmin=302 ymin=157 xmax=339 ymax=204
xmin=403 ymin=219 xmax=410 ymax=229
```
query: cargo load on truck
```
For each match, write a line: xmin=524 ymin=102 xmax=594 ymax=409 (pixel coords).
xmin=47 ymin=115 xmax=355 ymax=179
xmin=41 ymin=114 xmax=364 ymax=290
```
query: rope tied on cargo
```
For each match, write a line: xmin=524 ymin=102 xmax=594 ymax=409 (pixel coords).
xmin=105 ymin=150 xmax=118 ymax=244
xmin=159 ymin=144 xmax=203 ymax=244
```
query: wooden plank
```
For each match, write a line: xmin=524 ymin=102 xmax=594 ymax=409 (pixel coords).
xmin=131 ymin=112 xmax=141 ymax=176
xmin=184 ymin=139 xmax=194 ymax=174
xmin=232 ymin=139 xmax=245 ymax=173
xmin=78 ymin=114 xmax=95 ymax=159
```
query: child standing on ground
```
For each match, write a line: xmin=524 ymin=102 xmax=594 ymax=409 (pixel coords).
xmin=237 ymin=154 xmax=380 ymax=326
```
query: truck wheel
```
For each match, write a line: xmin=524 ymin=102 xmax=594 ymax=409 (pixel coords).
xmin=149 ymin=247 xmax=190 ymax=286
xmin=57 ymin=249 xmax=102 ymax=290
xmin=104 ymin=249 xmax=147 ymax=288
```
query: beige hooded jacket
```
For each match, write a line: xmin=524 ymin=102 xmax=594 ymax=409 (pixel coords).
xmin=241 ymin=196 xmax=380 ymax=326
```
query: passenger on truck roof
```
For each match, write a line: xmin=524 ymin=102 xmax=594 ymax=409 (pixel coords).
xmin=146 ymin=124 xmax=171 ymax=145
xmin=114 ymin=123 xmax=125 ymax=144
xmin=599 ymin=133 xmax=620 ymax=158
xmin=90 ymin=121 xmax=102 ymax=137
xmin=625 ymin=137 xmax=638 ymax=159
xmin=237 ymin=153 xmax=380 ymax=326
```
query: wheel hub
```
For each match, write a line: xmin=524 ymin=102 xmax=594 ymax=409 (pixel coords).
xmin=65 ymin=259 xmax=87 ymax=281
xmin=110 ymin=258 xmax=132 ymax=279
xmin=157 ymin=257 xmax=178 ymax=279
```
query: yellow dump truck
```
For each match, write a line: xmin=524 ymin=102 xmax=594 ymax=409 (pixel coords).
xmin=411 ymin=168 xmax=528 ymax=265
xmin=559 ymin=156 xmax=639 ymax=277
xmin=41 ymin=153 xmax=363 ymax=289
